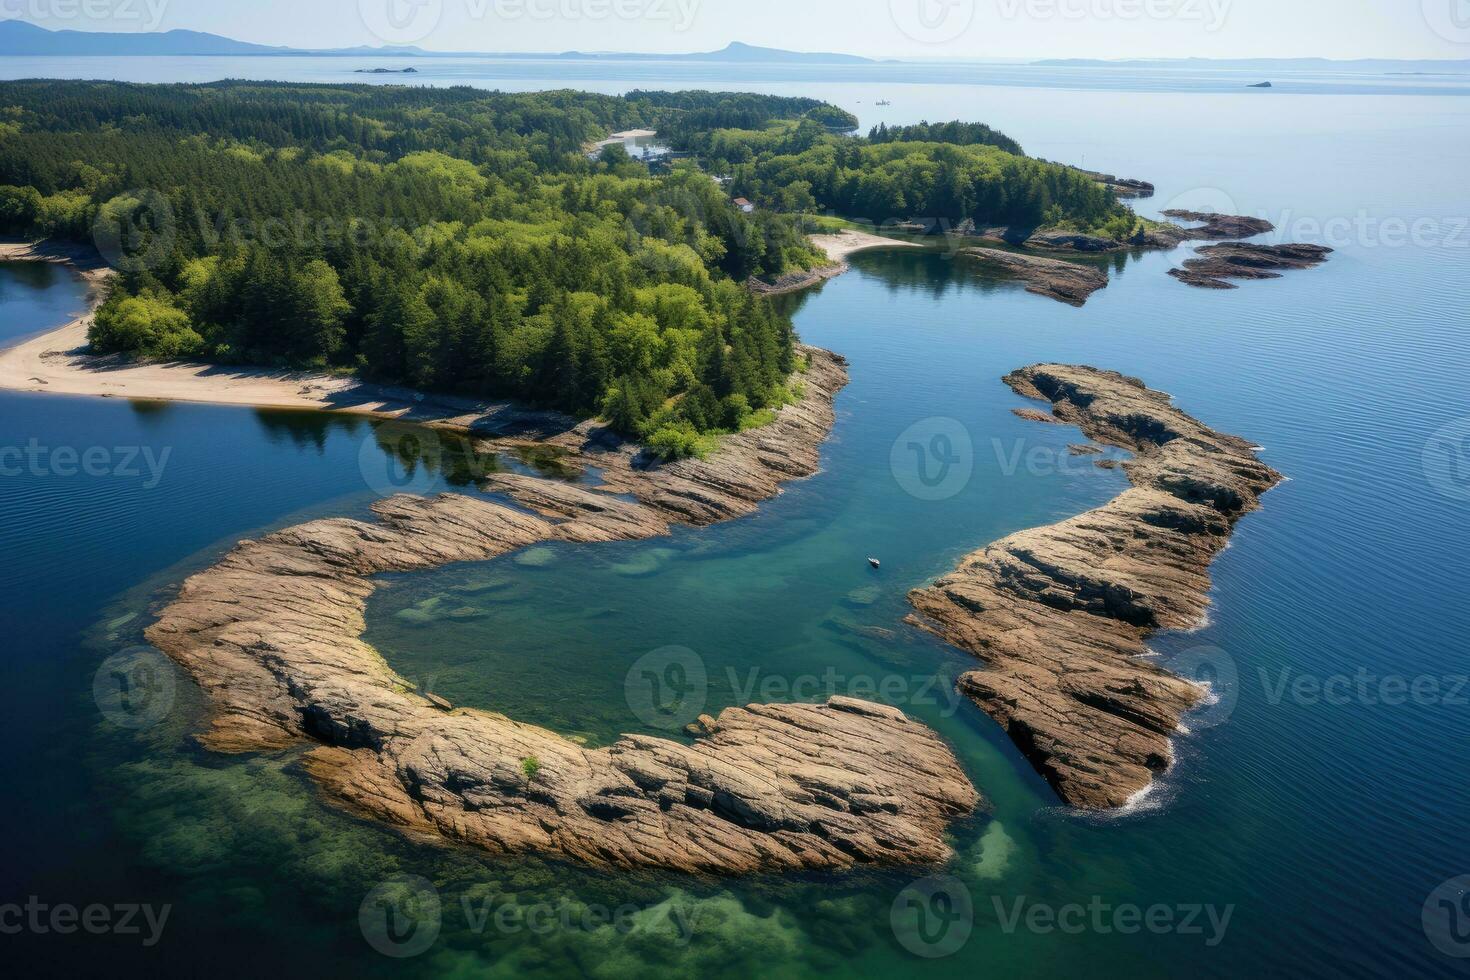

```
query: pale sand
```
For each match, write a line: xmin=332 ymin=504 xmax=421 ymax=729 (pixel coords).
xmin=0 ymin=240 xmax=543 ymax=422
xmin=810 ymin=229 xmax=923 ymax=263
xmin=0 ymin=231 xmax=914 ymax=419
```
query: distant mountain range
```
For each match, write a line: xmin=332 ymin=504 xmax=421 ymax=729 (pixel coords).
xmin=2 ymin=22 xmax=1464 ymax=73
xmin=0 ymin=23 xmax=873 ymax=63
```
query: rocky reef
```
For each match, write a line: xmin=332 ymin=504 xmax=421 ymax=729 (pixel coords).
xmin=146 ymin=348 xmax=980 ymax=874
xmin=1151 ymin=210 xmax=1276 ymax=244
xmin=959 ymin=247 xmax=1109 ymax=306
xmin=1168 ymin=242 xmax=1333 ymax=289
xmin=1017 ymin=210 xmax=1276 ymax=256
xmin=907 ymin=364 xmax=1281 ymax=809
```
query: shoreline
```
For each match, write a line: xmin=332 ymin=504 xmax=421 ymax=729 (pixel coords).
xmin=143 ymin=346 xmax=983 ymax=875
xmin=9 ymin=235 xmax=1277 ymax=827
xmin=748 ymin=230 xmax=923 ymax=295
xmin=908 ymin=365 xmax=1281 ymax=810
xmin=0 ymin=231 xmax=917 ymax=418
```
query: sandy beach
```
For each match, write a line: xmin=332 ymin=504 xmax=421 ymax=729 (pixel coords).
xmin=810 ymin=229 xmax=923 ymax=262
xmin=0 ymin=232 xmax=915 ymax=418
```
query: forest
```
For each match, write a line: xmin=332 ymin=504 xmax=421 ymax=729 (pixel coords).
xmin=0 ymin=80 xmax=1138 ymax=454
xmin=671 ymin=117 xmax=1134 ymax=234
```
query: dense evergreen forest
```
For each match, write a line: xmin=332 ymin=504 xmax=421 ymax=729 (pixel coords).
xmin=0 ymin=80 xmax=1138 ymax=453
xmin=669 ymin=116 xmax=1135 ymax=235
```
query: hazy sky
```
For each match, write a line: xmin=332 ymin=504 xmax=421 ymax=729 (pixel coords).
xmin=7 ymin=0 xmax=1470 ymax=59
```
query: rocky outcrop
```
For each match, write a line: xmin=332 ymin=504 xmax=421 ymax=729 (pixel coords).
xmin=1146 ymin=210 xmax=1276 ymax=247
xmin=746 ymin=264 xmax=845 ymax=296
xmin=1022 ymin=231 xmax=1121 ymax=253
xmin=1168 ymin=242 xmax=1333 ymax=289
xmin=1081 ymin=170 xmax=1156 ymax=199
xmin=907 ymin=365 xmax=1281 ymax=809
xmin=1004 ymin=210 xmax=1274 ymax=256
xmin=146 ymin=347 xmax=981 ymax=874
xmin=959 ymin=247 xmax=1109 ymax=306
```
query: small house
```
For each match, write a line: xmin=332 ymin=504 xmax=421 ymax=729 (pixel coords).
xmin=733 ymin=197 xmax=755 ymax=214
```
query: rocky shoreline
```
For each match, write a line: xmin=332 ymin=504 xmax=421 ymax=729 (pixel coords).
xmin=962 ymin=209 xmax=1331 ymax=303
xmin=745 ymin=263 xmax=847 ymax=296
xmin=145 ymin=347 xmax=982 ymax=874
xmin=907 ymin=364 xmax=1281 ymax=809
xmin=959 ymin=247 xmax=1109 ymax=306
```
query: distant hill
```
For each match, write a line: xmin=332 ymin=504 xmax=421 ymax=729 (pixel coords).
xmin=660 ymin=42 xmax=874 ymax=64
xmin=0 ymin=20 xmax=292 ymax=55
xmin=4 ymin=24 xmax=1451 ymax=72
xmin=0 ymin=23 xmax=871 ymax=63
xmin=1034 ymin=56 xmax=1470 ymax=74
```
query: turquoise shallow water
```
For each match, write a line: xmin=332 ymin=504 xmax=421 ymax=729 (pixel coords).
xmin=1 ymin=67 xmax=1468 ymax=978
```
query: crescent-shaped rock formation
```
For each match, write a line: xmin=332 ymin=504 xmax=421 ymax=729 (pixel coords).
xmin=146 ymin=348 xmax=980 ymax=874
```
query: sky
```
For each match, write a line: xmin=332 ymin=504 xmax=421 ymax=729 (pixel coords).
xmin=5 ymin=0 xmax=1470 ymax=60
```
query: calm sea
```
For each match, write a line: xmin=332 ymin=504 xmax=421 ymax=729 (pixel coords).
xmin=0 ymin=57 xmax=1467 ymax=978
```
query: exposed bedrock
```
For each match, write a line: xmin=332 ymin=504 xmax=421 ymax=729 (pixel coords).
xmin=907 ymin=364 xmax=1281 ymax=809
xmin=1168 ymin=242 xmax=1333 ymax=289
xmin=146 ymin=348 xmax=981 ymax=874
xmin=959 ymin=247 xmax=1109 ymax=306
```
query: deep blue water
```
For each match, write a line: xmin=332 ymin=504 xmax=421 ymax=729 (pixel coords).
xmin=0 ymin=64 xmax=1467 ymax=978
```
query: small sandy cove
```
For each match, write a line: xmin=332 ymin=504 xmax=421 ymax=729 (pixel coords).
xmin=0 ymin=242 xmax=458 ymax=420
xmin=810 ymin=229 xmax=922 ymax=263
xmin=0 ymin=232 xmax=914 ymax=418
